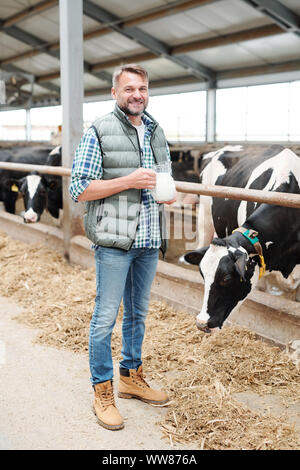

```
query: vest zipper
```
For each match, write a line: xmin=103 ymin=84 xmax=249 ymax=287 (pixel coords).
xmin=129 ymin=127 xmax=143 ymax=250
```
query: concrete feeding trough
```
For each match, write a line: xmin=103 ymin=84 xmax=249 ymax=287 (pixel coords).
xmin=0 ymin=210 xmax=299 ymax=348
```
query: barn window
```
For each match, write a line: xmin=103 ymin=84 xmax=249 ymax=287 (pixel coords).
xmin=216 ymin=80 xmax=300 ymax=142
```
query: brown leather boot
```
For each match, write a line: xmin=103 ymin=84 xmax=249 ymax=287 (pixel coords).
xmin=118 ymin=365 xmax=169 ymax=406
xmin=93 ymin=380 xmax=124 ymax=430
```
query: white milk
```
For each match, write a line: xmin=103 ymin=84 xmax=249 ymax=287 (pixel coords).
xmin=152 ymin=172 xmax=176 ymax=202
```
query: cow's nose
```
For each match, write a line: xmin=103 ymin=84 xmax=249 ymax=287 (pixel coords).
xmin=196 ymin=319 xmax=211 ymax=333
xmin=24 ymin=216 xmax=36 ymax=223
xmin=23 ymin=212 xmax=38 ymax=223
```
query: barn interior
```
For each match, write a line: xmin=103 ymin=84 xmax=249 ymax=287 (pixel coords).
xmin=0 ymin=0 xmax=300 ymax=451
xmin=0 ymin=0 xmax=300 ymax=340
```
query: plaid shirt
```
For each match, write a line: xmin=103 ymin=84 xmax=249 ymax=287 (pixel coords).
xmin=69 ymin=112 xmax=171 ymax=249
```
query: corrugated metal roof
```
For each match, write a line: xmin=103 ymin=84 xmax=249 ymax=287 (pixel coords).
xmin=0 ymin=0 xmax=300 ymax=109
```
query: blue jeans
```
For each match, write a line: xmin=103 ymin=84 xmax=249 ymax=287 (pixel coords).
xmin=89 ymin=246 xmax=159 ymax=385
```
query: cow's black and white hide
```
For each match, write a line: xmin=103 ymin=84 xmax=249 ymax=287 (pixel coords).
xmin=0 ymin=146 xmax=62 ymax=222
xmin=182 ymin=145 xmax=300 ymax=331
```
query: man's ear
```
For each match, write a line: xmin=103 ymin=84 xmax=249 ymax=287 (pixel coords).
xmin=183 ymin=246 xmax=209 ymax=266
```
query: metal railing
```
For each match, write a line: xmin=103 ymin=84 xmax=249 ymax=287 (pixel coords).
xmin=175 ymin=181 xmax=300 ymax=209
xmin=0 ymin=161 xmax=300 ymax=209
xmin=0 ymin=161 xmax=70 ymax=177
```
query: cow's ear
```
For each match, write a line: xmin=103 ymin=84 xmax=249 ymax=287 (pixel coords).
xmin=183 ymin=246 xmax=208 ymax=265
xmin=4 ymin=178 xmax=20 ymax=192
xmin=47 ymin=179 xmax=58 ymax=190
xmin=234 ymin=251 xmax=248 ymax=281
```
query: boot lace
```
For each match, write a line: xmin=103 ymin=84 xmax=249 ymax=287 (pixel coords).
xmin=96 ymin=384 xmax=115 ymax=409
xmin=134 ymin=369 xmax=149 ymax=389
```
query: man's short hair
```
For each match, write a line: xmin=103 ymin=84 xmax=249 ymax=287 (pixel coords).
xmin=112 ymin=64 xmax=149 ymax=88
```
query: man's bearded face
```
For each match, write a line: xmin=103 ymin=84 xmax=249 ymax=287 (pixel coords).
xmin=112 ymin=72 xmax=149 ymax=116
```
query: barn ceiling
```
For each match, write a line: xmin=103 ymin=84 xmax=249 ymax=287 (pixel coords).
xmin=0 ymin=0 xmax=300 ymax=109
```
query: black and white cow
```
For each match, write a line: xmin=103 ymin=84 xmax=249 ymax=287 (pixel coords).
xmin=170 ymin=149 xmax=203 ymax=206
xmin=197 ymin=144 xmax=255 ymax=246
xmin=0 ymin=146 xmax=62 ymax=223
xmin=45 ymin=145 xmax=63 ymax=219
xmin=182 ymin=145 xmax=300 ymax=332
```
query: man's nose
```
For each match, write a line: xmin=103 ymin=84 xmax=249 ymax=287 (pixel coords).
xmin=133 ymin=89 xmax=142 ymax=99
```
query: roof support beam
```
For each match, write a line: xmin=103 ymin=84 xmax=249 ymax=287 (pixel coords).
xmin=0 ymin=21 xmax=112 ymax=86
xmin=241 ymin=0 xmax=300 ymax=37
xmin=118 ymin=0 xmax=220 ymax=29
xmin=1 ymin=63 xmax=60 ymax=95
xmin=0 ymin=24 xmax=62 ymax=96
xmin=0 ymin=0 xmax=58 ymax=29
xmin=1 ymin=22 xmax=283 ymax=69
xmin=82 ymin=0 xmax=216 ymax=83
xmin=218 ymin=58 xmax=300 ymax=79
xmin=0 ymin=49 xmax=42 ymax=66
xmin=0 ymin=0 xmax=220 ymax=68
xmin=26 ymin=53 xmax=300 ymax=106
xmin=171 ymin=23 xmax=283 ymax=54
xmin=1 ymin=25 xmax=60 ymax=60
xmin=91 ymin=52 xmax=158 ymax=72
xmin=77 ymin=56 xmax=300 ymax=98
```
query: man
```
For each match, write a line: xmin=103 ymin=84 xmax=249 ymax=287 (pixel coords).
xmin=70 ymin=64 xmax=175 ymax=431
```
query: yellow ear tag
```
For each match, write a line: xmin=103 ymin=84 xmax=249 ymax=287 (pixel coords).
xmin=11 ymin=184 xmax=19 ymax=192
xmin=259 ymin=255 xmax=266 ymax=279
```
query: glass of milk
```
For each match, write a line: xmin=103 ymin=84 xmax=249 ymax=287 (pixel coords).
xmin=151 ymin=162 xmax=176 ymax=202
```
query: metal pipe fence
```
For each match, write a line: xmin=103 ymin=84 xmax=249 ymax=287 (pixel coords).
xmin=0 ymin=161 xmax=300 ymax=209
xmin=0 ymin=161 xmax=70 ymax=176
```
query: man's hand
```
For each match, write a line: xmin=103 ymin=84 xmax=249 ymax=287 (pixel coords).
xmin=157 ymin=197 xmax=177 ymax=205
xmin=126 ymin=168 xmax=156 ymax=190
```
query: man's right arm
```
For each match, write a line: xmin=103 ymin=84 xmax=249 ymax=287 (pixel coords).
xmin=69 ymin=127 xmax=156 ymax=203
xmin=77 ymin=169 xmax=157 ymax=201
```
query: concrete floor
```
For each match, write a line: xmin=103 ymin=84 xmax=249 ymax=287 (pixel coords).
xmin=0 ymin=296 xmax=189 ymax=451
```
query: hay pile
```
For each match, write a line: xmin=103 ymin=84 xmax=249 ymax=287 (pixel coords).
xmin=144 ymin=304 xmax=300 ymax=449
xmin=0 ymin=231 xmax=299 ymax=450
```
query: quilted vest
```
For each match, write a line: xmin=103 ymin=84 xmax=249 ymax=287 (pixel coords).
xmin=84 ymin=105 xmax=169 ymax=254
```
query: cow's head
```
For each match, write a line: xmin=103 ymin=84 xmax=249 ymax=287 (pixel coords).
xmin=7 ymin=172 xmax=58 ymax=223
xmin=183 ymin=239 xmax=258 ymax=332
xmin=46 ymin=146 xmax=63 ymax=219
xmin=47 ymin=145 xmax=62 ymax=166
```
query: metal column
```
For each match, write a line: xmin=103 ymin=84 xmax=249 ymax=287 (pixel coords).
xmin=206 ymin=87 xmax=216 ymax=143
xmin=59 ymin=0 xmax=84 ymax=259
xmin=25 ymin=109 xmax=31 ymax=141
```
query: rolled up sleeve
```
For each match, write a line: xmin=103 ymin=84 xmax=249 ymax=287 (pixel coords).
xmin=166 ymin=141 xmax=171 ymax=162
xmin=69 ymin=127 xmax=103 ymax=202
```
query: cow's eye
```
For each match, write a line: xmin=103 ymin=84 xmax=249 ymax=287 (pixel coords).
xmin=220 ymin=274 xmax=232 ymax=286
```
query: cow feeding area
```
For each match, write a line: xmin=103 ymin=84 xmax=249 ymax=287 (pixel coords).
xmin=0 ymin=231 xmax=299 ymax=450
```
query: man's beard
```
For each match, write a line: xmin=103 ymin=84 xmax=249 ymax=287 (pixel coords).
xmin=119 ymin=101 xmax=147 ymax=116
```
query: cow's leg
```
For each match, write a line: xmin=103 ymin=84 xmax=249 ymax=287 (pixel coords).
xmin=196 ymin=195 xmax=214 ymax=248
